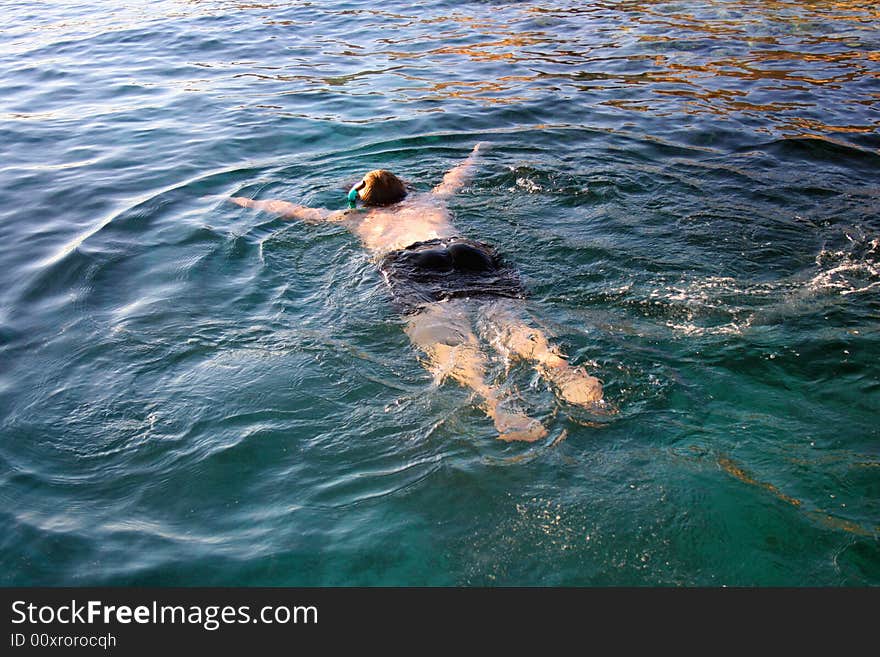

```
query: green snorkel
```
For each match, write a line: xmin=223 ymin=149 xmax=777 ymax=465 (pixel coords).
xmin=347 ymin=179 xmax=365 ymax=209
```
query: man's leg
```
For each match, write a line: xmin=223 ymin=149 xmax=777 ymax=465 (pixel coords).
xmin=480 ymin=301 xmax=604 ymax=406
xmin=405 ymin=301 xmax=547 ymax=442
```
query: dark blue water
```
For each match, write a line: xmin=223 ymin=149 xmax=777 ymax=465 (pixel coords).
xmin=1 ymin=0 xmax=878 ymax=586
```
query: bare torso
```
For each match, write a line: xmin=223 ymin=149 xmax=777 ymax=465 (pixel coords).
xmin=342 ymin=193 xmax=458 ymax=257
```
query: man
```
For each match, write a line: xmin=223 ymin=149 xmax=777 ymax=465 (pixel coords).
xmin=230 ymin=143 xmax=603 ymax=441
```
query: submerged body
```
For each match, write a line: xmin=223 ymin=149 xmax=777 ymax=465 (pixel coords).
xmin=230 ymin=143 xmax=603 ymax=441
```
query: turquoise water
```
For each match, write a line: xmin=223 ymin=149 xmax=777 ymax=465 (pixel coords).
xmin=1 ymin=0 xmax=878 ymax=586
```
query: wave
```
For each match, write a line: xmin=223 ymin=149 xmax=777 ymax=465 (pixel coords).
xmin=757 ymin=136 xmax=880 ymax=169
xmin=636 ymin=229 xmax=878 ymax=337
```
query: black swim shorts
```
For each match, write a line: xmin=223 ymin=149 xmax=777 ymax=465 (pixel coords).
xmin=377 ymin=236 xmax=526 ymax=312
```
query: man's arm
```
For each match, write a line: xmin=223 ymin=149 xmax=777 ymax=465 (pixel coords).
xmin=228 ymin=197 xmax=344 ymax=223
xmin=431 ymin=142 xmax=490 ymax=199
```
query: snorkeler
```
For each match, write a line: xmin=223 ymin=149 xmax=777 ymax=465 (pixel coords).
xmin=230 ymin=142 xmax=603 ymax=441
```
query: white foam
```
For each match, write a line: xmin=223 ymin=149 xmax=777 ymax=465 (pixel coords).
xmin=808 ymin=237 xmax=880 ymax=296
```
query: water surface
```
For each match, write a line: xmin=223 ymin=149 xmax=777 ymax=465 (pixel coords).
xmin=1 ymin=0 xmax=878 ymax=585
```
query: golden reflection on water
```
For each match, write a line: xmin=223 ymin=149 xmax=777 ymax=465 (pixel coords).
xmin=716 ymin=454 xmax=878 ymax=538
xmin=10 ymin=1 xmax=876 ymax=138
xmin=247 ymin=1 xmax=877 ymax=136
xmin=717 ymin=455 xmax=802 ymax=507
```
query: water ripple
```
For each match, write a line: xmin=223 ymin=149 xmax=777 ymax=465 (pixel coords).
xmin=1 ymin=0 xmax=878 ymax=585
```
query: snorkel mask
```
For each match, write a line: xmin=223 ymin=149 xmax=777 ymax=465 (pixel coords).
xmin=347 ymin=179 xmax=366 ymax=208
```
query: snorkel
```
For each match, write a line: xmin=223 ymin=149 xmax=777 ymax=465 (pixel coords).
xmin=347 ymin=179 xmax=365 ymax=208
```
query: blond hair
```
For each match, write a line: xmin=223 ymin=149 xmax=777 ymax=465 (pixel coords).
xmin=359 ymin=169 xmax=407 ymax=206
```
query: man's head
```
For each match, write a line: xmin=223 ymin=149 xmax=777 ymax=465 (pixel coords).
xmin=350 ymin=169 xmax=407 ymax=207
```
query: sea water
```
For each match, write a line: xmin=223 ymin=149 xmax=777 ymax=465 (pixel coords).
xmin=0 ymin=0 xmax=877 ymax=585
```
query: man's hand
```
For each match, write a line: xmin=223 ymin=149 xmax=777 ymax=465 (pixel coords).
xmin=432 ymin=143 xmax=491 ymax=198
xmin=228 ymin=196 xmax=254 ymax=208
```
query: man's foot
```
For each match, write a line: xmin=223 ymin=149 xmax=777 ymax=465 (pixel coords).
xmin=494 ymin=411 xmax=547 ymax=443
xmin=541 ymin=363 xmax=604 ymax=407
